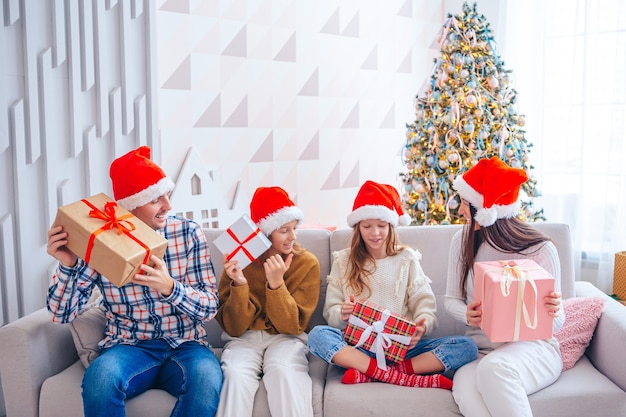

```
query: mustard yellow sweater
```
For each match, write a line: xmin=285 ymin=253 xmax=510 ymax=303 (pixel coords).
xmin=216 ymin=249 xmax=320 ymax=337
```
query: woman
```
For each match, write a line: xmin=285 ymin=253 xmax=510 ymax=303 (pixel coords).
xmin=308 ymin=180 xmax=477 ymax=388
xmin=445 ymin=156 xmax=564 ymax=417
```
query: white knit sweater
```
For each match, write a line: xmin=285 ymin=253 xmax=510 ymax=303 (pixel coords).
xmin=323 ymin=247 xmax=438 ymax=334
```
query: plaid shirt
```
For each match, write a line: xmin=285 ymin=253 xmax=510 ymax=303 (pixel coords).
xmin=47 ymin=216 xmax=218 ymax=349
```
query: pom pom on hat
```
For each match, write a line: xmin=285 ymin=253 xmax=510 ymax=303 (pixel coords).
xmin=109 ymin=146 xmax=175 ymax=211
xmin=452 ymin=156 xmax=528 ymax=227
xmin=250 ymin=186 xmax=304 ymax=236
xmin=347 ymin=180 xmax=411 ymax=228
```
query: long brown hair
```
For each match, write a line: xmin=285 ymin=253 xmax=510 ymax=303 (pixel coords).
xmin=346 ymin=222 xmax=406 ymax=297
xmin=459 ymin=205 xmax=551 ymax=298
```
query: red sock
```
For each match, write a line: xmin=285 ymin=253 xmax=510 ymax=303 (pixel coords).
xmin=341 ymin=359 xmax=413 ymax=384
xmin=342 ymin=368 xmax=372 ymax=384
xmin=342 ymin=358 xmax=453 ymax=390
xmin=391 ymin=358 xmax=415 ymax=374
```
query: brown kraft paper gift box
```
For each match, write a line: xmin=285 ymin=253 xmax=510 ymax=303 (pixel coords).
xmin=52 ymin=193 xmax=168 ymax=287
xmin=613 ymin=251 xmax=626 ymax=301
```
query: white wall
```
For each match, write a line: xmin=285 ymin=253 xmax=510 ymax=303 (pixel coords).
xmin=0 ymin=0 xmax=505 ymax=411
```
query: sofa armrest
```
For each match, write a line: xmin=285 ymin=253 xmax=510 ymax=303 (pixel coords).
xmin=0 ymin=308 xmax=78 ymax=417
xmin=575 ymin=281 xmax=626 ymax=392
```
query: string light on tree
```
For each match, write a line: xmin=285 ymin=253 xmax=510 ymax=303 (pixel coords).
xmin=399 ymin=2 xmax=544 ymax=225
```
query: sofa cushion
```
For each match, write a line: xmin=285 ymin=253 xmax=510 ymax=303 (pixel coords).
xmin=554 ymin=296 xmax=605 ymax=371
xmin=68 ymin=304 xmax=107 ymax=368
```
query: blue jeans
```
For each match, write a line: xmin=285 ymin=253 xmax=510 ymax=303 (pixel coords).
xmin=307 ymin=325 xmax=478 ymax=372
xmin=82 ymin=339 xmax=223 ymax=417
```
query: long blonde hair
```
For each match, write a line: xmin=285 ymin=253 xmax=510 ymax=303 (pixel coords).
xmin=345 ymin=222 xmax=405 ymax=297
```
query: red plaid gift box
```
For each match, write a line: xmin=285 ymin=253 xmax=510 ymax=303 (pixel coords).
xmin=214 ymin=214 xmax=272 ymax=270
xmin=474 ymin=259 xmax=555 ymax=343
xmin=343 ymin=300 xmax=416 ymax=369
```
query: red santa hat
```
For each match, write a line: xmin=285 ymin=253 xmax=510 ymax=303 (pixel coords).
xmin=109 ymin=146 xmax=175 ymax=211
xmin=452 ymin=156 xmax=528 ymax=227
xmin=347 ymin=180 xmax=411 ymax=228
xmin=250 ymin=186 xmax=304 ymax=236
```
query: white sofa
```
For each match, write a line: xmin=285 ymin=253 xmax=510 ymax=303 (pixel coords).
xmin=1 ymin=223 xmax=625 ymax=417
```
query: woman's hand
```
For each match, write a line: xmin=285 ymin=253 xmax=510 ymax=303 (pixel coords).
xmin=341 ymin=295 xmax=356 ymax=322
xmin=222 ymin=254 xmax=247 ymax=286
xmin=466 ymin=300 xmax=482 ymax=327
xmin=544 ymin=291 xmax=561 ymax=317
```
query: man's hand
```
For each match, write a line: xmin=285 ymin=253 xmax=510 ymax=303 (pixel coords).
xmin=47 ymin=225 xmax=78 ymax=268
xmin=133 ymin=255 xmax=175 ymax=296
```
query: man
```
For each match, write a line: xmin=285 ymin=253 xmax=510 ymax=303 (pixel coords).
xmin=46 ymin=146 xmax=222 ymax=417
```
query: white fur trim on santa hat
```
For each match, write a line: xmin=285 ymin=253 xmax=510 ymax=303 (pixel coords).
xmin=452 ymin=175 xmax=484 ymax=212
xmin=117 ymin=176 xmax=175 ymax=211
xmin=258 ymin=205 xmax=304 ymax=236
xmin=347 ymin=205 xmax=410 ymax=228
xmin=453 ymin=175 xmax=522 ymax=227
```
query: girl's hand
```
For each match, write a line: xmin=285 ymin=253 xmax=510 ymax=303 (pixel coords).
xmin=341 ymin=295 xmax=356 ymax=322
xmin=222 ymin=254 xmax=247 ymax=286
xmin=544 ymin=291 xmax=561 ymax=317
xmin=263 ymin=253 xmax=293 ymax=289
xmin=408 ymin=318 xmax=427 ymax=349
xmin=466 ymin=300 xmax=482 ymax=327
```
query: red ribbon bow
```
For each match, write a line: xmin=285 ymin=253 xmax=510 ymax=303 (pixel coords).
xmin=81 ymin=199 xmax=151 ymax=266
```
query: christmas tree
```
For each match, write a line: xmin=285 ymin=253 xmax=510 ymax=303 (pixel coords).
xmin=399 ymin=2 xmax=544 ymax=225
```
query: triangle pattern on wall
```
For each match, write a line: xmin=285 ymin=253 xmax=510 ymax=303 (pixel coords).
xmin=162 ymin=56 xmax=191 ymax=89
xmin=298 ymin=67 xmax=319 ymax=96
xmin=299 ymin=131 xmax=319 ymax=160
xmin=251 ymin=131 xmax=274 ymax=162
xmin=194 ymin=94 xmax=221 ymax=127
xmin=321 ymin=161 xmax=341 ymax=190
xmin=223 ymin=95 xmax=248 ymax=127
xmin=321 ymin=8 xmax=340 ymax=35
xmin=341 ymin=11 xmax=359 ymax=37
xmin=342 ymin=161 xmax=360 ymax=188
xmin=380 ymin=103 xmax=395 ymax=128
xmin=222 ymin=25 xmax=247 ymax=57
xmin=361 ymin=46 xmax=377 ymax=70
xmin=274 ymin=33 xmax=296 ymax=62
xmin=398 ymin=0 xmax=412 ymax=18
xmin=342 ymin=102 xmax=359 ymax=128
xmin=160 ymin=0 xmax=190 ymax=14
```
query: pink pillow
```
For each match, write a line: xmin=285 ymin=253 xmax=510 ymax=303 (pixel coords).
xmin=554 ymin=297 xmax=605 ymax=371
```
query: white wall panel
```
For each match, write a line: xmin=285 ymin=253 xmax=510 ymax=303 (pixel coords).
xmin=0 ymin=1 xmax=159 ymax=330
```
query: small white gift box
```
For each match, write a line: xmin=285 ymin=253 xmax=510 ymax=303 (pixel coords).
xmin=214 ymin=214 xmax=272 ymax=269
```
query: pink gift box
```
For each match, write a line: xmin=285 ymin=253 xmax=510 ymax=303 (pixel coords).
xmin=474 ymin=259 xmax=555 ymax=343
xmin=214 ymin=215 xmax=271 ymax=270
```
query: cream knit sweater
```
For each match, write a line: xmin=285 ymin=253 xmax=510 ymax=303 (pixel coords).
xmin=323 ymin=247 xmax=438 ymax=334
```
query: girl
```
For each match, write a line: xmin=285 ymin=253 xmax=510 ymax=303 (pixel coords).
xmin=445 ymin=156 xmax=564 ymax=417
xmin=215 ymin=186 xmax=321 ymax=417
xmin=308 ymin=180 xmax=477 ymax=388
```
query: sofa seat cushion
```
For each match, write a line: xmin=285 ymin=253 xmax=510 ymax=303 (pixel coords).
xmin=322 ymin=365 xmax=462 ymax=417
xmin=528 ymin=355 xmax=626 ymax=417
xmin=39 ymin=361 xmax=175 ymax=417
